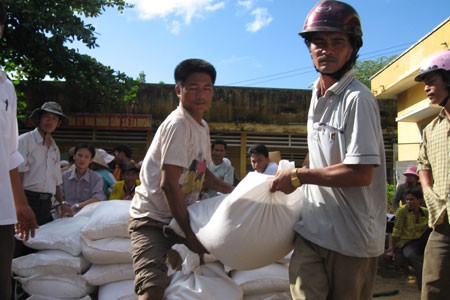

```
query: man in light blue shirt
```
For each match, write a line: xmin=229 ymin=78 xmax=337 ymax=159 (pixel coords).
xmin=61 ymin=143 xmax=105 ymax=216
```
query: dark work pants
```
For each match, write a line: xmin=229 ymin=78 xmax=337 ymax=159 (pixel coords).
xmin=397 ymin=228 xmax=431 ymax=289
xmin=0 ymin=225 xmax=14 ymax=300
xmin=24 ymin=190 xmax=53 ymax=226
xmin=14 ymin=190 xmax=52 ymax=258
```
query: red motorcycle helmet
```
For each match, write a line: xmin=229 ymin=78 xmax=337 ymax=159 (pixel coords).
xmin=299 ymin=0 xmax=363 ymax=49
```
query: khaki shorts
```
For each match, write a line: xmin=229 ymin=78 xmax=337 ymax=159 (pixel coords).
xmin=289 ymin=233 xmax=377 ymax=300
xmin=128 ymin=217 xmax=185 ymax=295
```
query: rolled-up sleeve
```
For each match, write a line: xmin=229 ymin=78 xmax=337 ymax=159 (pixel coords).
xmin=7 ymin=85 xmax=23 ymax=170
xmin=9 ymin=150 xmax=23 ymax=171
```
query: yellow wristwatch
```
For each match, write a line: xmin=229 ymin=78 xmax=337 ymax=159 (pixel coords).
xmin=290 ymin=168 xmax=302 ymax=188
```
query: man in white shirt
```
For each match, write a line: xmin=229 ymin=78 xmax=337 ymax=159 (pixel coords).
xmin=18 ymin=101 xmax=67 ymax=225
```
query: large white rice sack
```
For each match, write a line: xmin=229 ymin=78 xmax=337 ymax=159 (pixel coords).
xmin=15 ymin=274 xmax=94 ymax=299
xmin=26 ymin=295 xmax=91 ymax=300
xmin=22 ymin=217 xmax=89 ymax=256
xmin=168 ymin=172 xmax=303 ymax=270
xmin=98 ymin=280 xmax=135 ymax=300
xmin=12 ymin=249 xmax=90 ymax=277
xmin=82 ymin=263 xmax=134 ymax=286
xmin=243 ymin=292 xmax=292 ymax=300
xmin=81 ymin=235 xmax=132 ymax=264
xmin=165 ymin=262 xmax=243 ymax=300
xmin=81 ymin=200 xmax=131 ymax=240
xmin=231 ymin=263 xmax=289 ymax=296
xmin=74 ymin=201 xmax=104 ymax=218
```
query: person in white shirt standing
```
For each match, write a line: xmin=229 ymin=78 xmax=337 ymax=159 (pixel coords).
xmin=18 ymin=101 xmax=68 ymax=225
xmin=0 ymin=2 xmax=38 ymax=298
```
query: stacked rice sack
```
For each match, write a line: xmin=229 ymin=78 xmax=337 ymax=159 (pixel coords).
xmin=166 ymin=244 xmax=292 ymax=300
xmin=229 ymin=251 xmax=293 ymax=299
xmin=13 ymin=212 xmax=95 ymax=299
xmin=164 ymin=244 xmax=243 ymax=300
xmin=166 ymin=170 xmax=302 ymax=299
xmin=230 ymin=261 xmax=291 ymax=300
xmin=13 ymin=166 xmax=301 ymax=299
xmin=79 ymin=200 xmax=136 ymax=300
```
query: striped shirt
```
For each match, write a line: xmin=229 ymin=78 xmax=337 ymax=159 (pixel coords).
xmin=392 ymin=206 xmax=429 ymax=248
xmin=417 ymin=109 xmax=450 ymax=226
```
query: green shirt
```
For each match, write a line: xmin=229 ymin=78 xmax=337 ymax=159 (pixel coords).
xmin=392 ymin=206 xmax=429 ymax=248
xmin=417 ymin=109 xmax=450 ymax=226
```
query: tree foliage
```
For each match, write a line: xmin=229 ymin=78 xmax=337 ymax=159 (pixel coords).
xmin=354 ymin=55 xmax=397 ymax=88
xmin=0 ymin=0 xmax=138 ymax=115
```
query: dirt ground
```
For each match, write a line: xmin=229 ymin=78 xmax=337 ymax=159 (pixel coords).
xmin=372 ymin=265 xmax=421 ymax=300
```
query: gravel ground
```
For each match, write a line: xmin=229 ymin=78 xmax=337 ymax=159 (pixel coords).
xmin=373 ymin=265 xmax=421 ymax=300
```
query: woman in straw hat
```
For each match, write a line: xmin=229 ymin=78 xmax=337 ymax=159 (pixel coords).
xmin=393 ymin=165 xmax=421 ymax=211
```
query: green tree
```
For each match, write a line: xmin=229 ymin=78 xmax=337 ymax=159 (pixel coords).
xmin=386 ymin=183 xmax=396 ymax=214
xmin=354 ymin=56 xmax=396 ymax=88
xmin=137 ymin=71 xmax=146 ymax=84
xmin=0 ymin=0 xmax=138 ymax=117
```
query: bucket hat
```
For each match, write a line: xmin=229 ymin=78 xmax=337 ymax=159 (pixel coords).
xmin=97 ymin=148 xmax=115 ymax=164
xmin=92 ymin=149 xmax=110 ymax=169
xmin=403 ymin=165 xmax=418 ymax=177
xmin=29 ymin=101 xmax=69 ymax=126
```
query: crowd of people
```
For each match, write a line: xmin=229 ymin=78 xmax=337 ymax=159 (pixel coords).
xmin=1 ymin=0 xmax=449 ymax=300
xmin=17 ymin=99 xmax=143 ymax=224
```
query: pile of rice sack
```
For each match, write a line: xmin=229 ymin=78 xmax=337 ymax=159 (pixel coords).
xmin=14 ymin=169 xmax=303 ymax=300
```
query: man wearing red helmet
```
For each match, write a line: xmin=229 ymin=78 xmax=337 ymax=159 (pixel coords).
xmin=416 ymin=50 xmax=450 ymax=299
xmin=271 ymin=1 xmax=386 ymax=299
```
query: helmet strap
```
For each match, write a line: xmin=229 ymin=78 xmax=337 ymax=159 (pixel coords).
xmin=439 ymin=85 xmax=450 ymax=107
xmin=439 ymin=95 xmax=449 ymax=107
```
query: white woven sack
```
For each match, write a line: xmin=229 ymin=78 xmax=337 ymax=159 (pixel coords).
xmin=277 ymin=251 xmax=293 ymax=264
xmin=244 ymin=292 xmax=292 ymax=300
xmin=81 ymin=200 xmax=131 ymax=240
xmin=74 ymin=201 xmax=104 ymax=218
xmin=98 ymin=279 xmax=136 ymax=300
xmin=12 ymin=249 xmax=90 ymax=277
xmin=165 ymin=262 xmax=243 ymax=300
xmin=15 ymin=273 xmax=94 ymax=299
xmin=231 ymin=263 xmax=289 ymax=296
xmin=168 ymin=172 xmax=303 ymax=270
xmin=81 ymin=235 xmax=132 ymax=264
xmin=22 ymin=216 xmax=89 ymax=256
xmin=82 ymin=263 xmax=134 ymax=286
xmin=26 ymin=295 xmax=91 ymax=300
